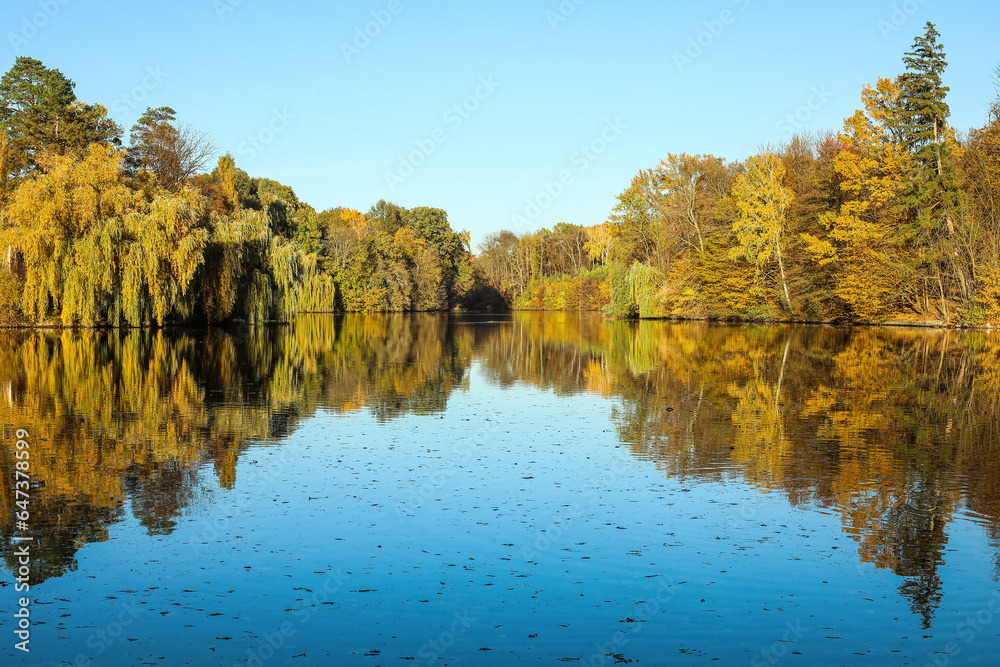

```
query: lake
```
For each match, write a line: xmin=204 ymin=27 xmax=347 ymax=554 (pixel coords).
xmin=2 ymin=313 xmax=999 ymax=666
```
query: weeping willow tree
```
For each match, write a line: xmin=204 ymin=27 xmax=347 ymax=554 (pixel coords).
xmin=603 ymin=261 xmax=668 ymax=319
xmin=2 ymin=144 xmax=146 ymax=323
xmin=0 ymin=145 xmax=334 ymax=326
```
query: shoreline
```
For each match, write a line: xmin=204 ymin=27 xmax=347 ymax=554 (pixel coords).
xmin=2 ymin=311 xmax=997 ymax=332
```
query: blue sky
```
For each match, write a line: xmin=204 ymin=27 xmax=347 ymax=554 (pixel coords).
xmin=2 ymin=0 xmax=997 ymax=249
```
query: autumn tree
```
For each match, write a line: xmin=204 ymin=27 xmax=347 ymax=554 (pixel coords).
xmin=477 ymin=229 xmax=528 ymax=298
xmin=1 ymin=143 xmax=333 ymax=326
xmin=367 ymin=199 xmax=406 ymax=235
xmin=125 ymin=106 xmax=216 ymax=190
xmin=958 ymin=104 xmax=1000 ymax=321
xmin=549 ymin=223 xmax=591 ymax=275
xmin=217 ymin=154 xmax=239 ymax=214
xmin=404 ymin=207 xmax=474 ymax=305
xmin=774 ymin=133 xmax=845 ymax=317
xmin=727 ymin=153 xmax=794 ymax=310
xmin=643 ymin=154 xmax=732 ymax=259
xmin=607 ymin=181 xmax=660 ymax=267
xmin=584 ymin=222 xmax=619 ymax=265
xmin=802 ymin=78 xmax=916 ymax=321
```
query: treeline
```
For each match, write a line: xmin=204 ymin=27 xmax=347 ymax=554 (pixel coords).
xmin=475 ymin=23 xmax=1000 ymax=326
xmin=0 ymin=57 xmax=475 ymax=328
xmin=4 ymin=22 xmax=1000 ymax=328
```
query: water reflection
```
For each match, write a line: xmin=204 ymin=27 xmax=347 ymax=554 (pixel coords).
xmin=2 ymin=314 xmax=999 ymax=629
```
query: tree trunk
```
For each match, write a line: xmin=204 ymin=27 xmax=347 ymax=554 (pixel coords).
xmin=934 ymin=118 xmax=943 ymax=177
xmin=775 ymin=232 xmax=792 ymax=311
xmin=936 ymin=270 xmax=948 ymax=323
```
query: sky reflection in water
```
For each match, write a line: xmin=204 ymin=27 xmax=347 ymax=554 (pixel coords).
xmin=1 ymin=313 xmax=999 ymax=665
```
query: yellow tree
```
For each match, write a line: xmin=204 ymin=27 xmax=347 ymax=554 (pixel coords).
xmin=1 ymin=145 xmax=145 ymax=322
xmin=584 ymin=221 xmax=619 ymax=264
xmin=115 ymin=188 xmax=209 ymax=326
xmin=341 ymin=208 xmax=371 ymax=239
xmin=802 ymin=78 xmax=914 ymax=321
xmin=201 ymin=207 xmax=271 ymax=323
xmin=727 ymin=153 xmax=794 ymax=310
xmin=960 ymin=117 xmax=1000 ymax=322
xmin=217 ymin=154 xmax=239 ymax=213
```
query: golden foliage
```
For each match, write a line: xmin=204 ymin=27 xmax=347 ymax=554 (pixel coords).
xmin=727 ymin=153 xmax=794 ymax=310
xmin=584 ymin=221 xmax=619 ymax=264
xmin=806 ymin=79 xmax=916 ymax=321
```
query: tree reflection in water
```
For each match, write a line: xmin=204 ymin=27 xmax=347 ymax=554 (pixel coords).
xmin=2 ymin=313 xmax=998 ymax=629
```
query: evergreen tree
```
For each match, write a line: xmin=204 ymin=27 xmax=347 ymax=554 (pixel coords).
xmin=0 ymin=57 xmax=121 ymax=176
xmin=899 ymin=22 xmax=950 ymax=171
xmin=898 ymin=23 xmax=965 ymax=309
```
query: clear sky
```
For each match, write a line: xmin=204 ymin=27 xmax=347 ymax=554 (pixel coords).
xmin=2 ymin=0 xmax=997 ymax=249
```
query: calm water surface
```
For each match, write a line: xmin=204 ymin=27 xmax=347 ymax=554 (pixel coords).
xmin=1 ymin=313 xmax=999 ymax=666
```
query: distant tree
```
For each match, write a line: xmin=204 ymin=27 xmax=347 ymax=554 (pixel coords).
xmin=126 ymin=106 xmax=216 ymax=190
xmin=584 ymin=222 xmax=619 ymax=265
xmin=367 ymin=199 xmax=406 ymax=235
xmin=550 ymin=222 xmax=590 ymax=274
xmin=644 ymin=154 xmax=732 ymax=258
xmin=320 ymin=208 xmax=360 ymax=275
xmin=608 ymin=182 xmax=660 ymax=266
xmin=477 ymin=230 xmax=526 ymax=297
xmin=217 ymin=154 xmax=239 ymax=213
xmin=404 ymin=206 xmax=472 ymax=305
